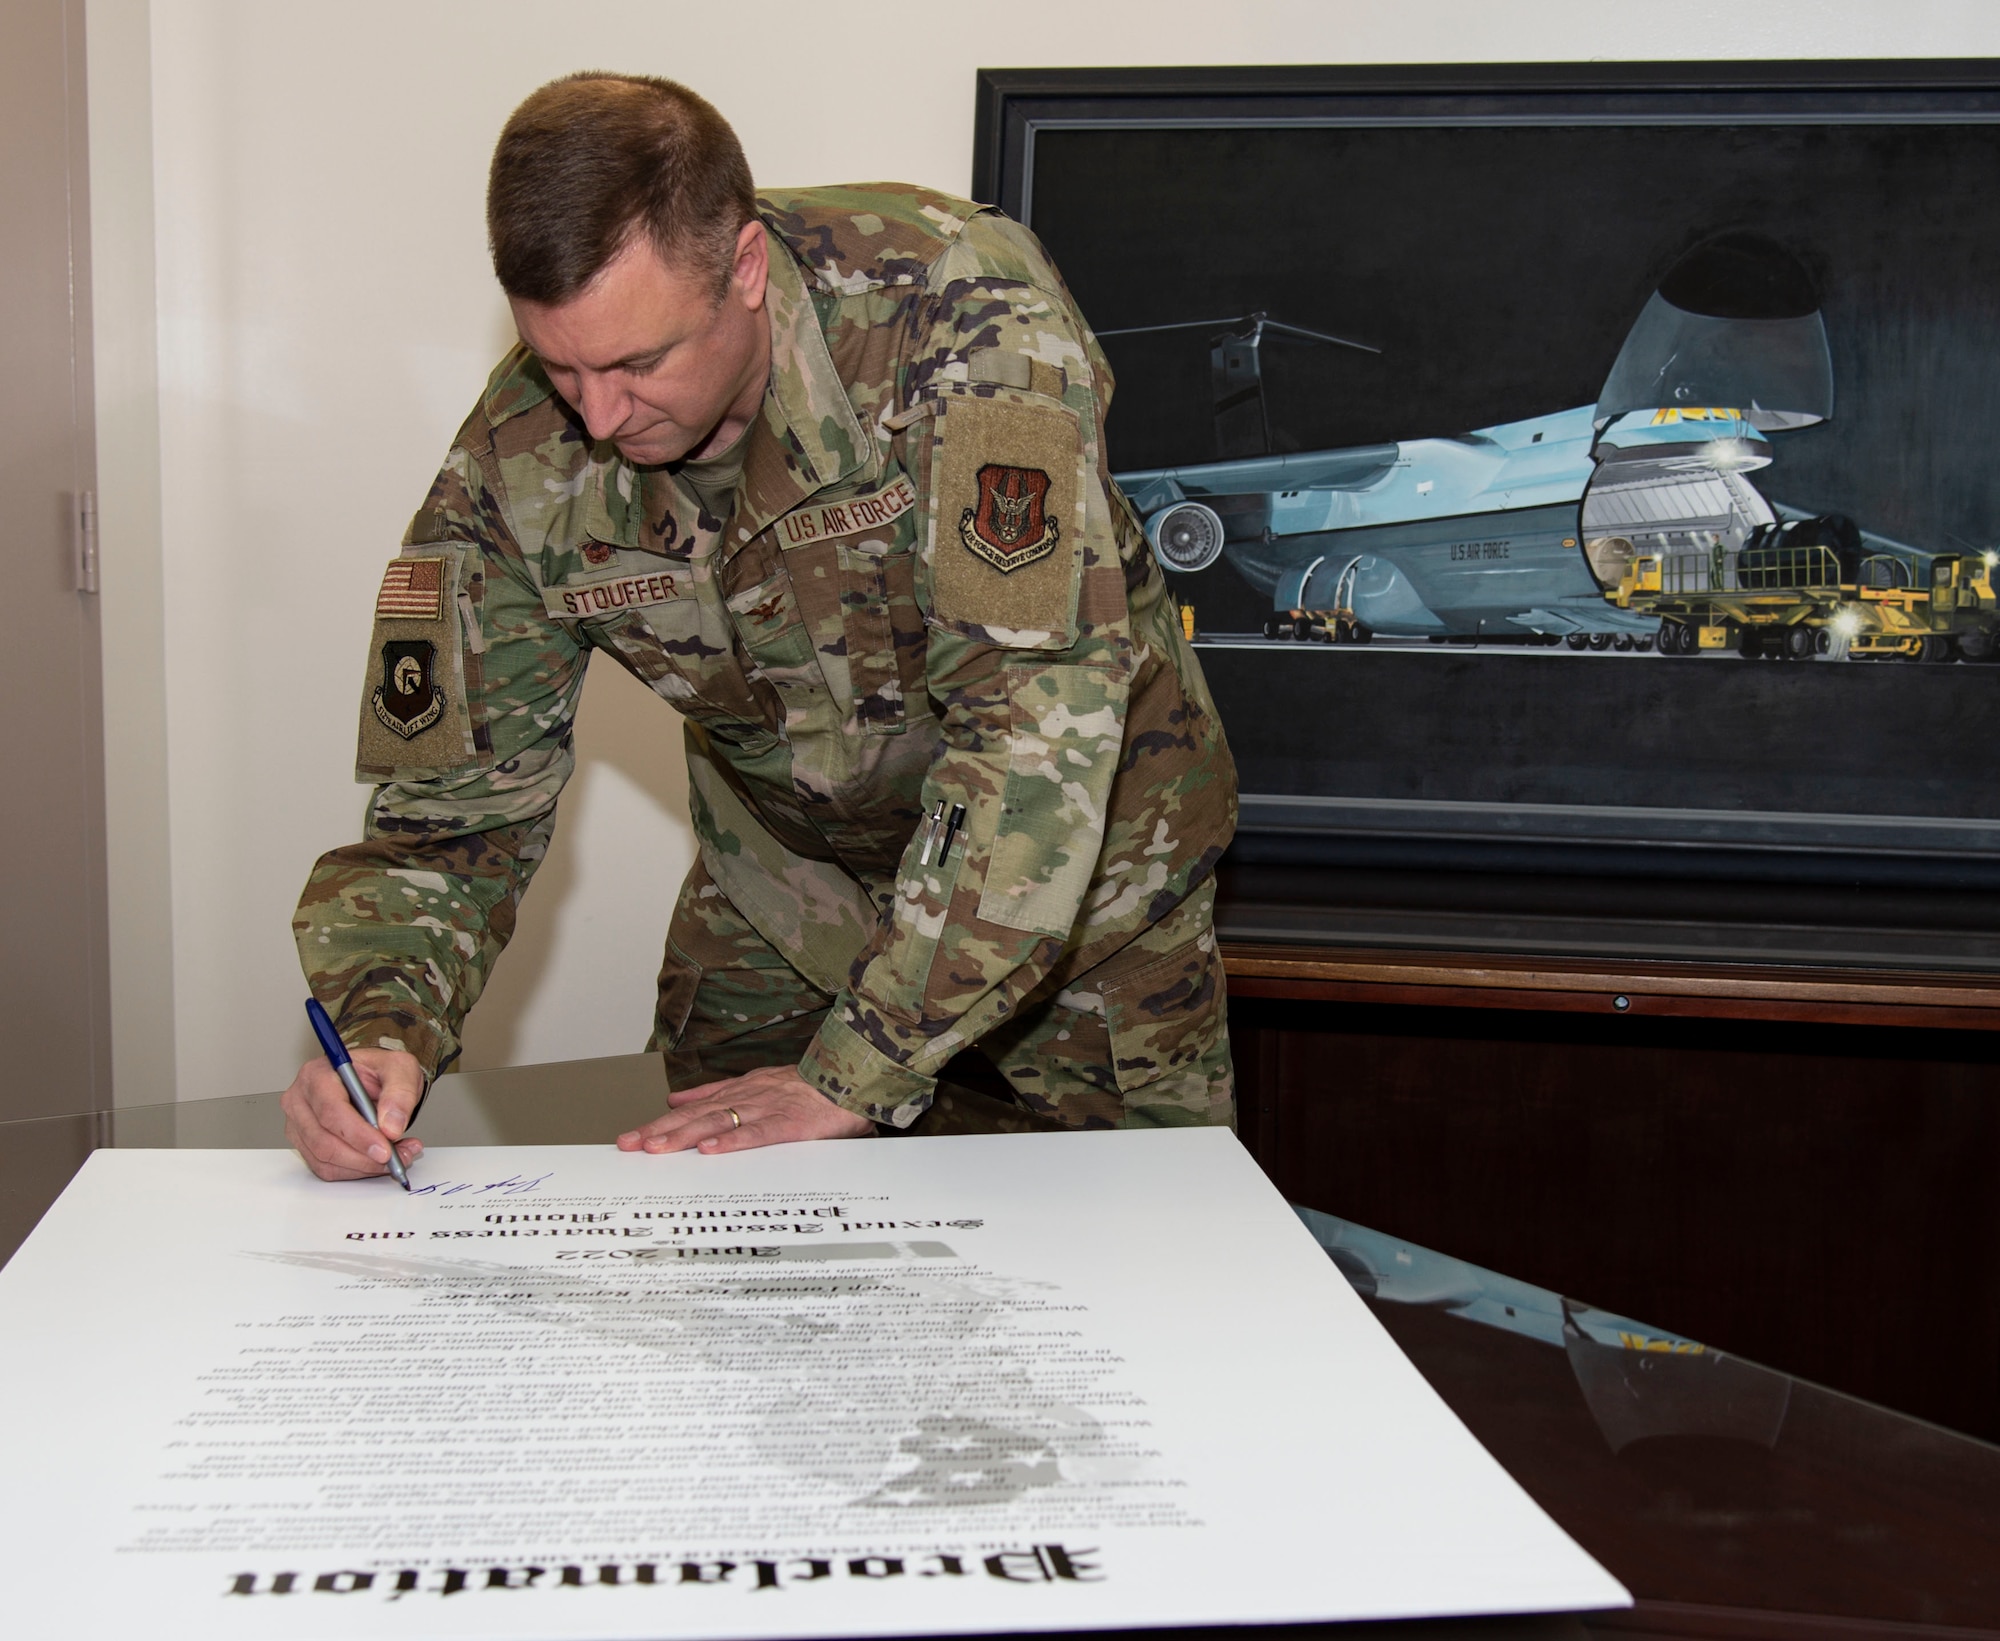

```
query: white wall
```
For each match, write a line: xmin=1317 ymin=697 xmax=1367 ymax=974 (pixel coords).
xmin=93 ymin=0 xmax=2000 ymax=1099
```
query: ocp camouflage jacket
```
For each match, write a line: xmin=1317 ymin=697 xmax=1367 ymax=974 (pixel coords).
xmin=294 ymin=183 xmax=1237 ymax=1126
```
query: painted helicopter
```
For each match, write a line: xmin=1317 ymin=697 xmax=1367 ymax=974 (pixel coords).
xmin=1111 ymin=234 xmax=1897 ymax=650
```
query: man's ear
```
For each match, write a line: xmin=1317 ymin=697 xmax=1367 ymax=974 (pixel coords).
xmin=733 ymin=219 xmax=770 ymax=313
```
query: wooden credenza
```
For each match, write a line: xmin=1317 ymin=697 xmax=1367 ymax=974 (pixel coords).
xmin=1220 ymin=940 xmax=2000 ymax=1445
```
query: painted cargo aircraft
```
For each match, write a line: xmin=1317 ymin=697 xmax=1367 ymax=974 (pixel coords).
xmin=1113 ymin=234 xmax=1872 ymax=647
xmin=1293 ymin=1206 xmax=1794 ymax=1451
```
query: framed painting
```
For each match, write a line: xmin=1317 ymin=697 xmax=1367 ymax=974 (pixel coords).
xmin=975 ymin=63 xmax=2000 ymax=969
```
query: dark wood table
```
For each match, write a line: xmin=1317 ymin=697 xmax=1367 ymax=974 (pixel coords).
xmin=4 ymin=1054 xmax=1996 ymax=1640
xmin=1218 ymin=931 xmax=2000 ymax=1452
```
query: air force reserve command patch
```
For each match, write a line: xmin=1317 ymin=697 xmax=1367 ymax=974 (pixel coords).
xmin=372 ymin=640 xmax=444 ymax=739
xmin=960 ymin=464 xmax=1059 ymax=571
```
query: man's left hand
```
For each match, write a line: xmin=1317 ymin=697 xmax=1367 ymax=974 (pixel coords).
xmin=617 ymin=1065 xmax=875 ymax=1154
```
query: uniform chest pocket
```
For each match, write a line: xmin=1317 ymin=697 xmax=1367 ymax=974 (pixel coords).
xmin=584 ymin=607 xmax=735 ymax=723
xmin=724 ymin=569 xmax=820 ymax=702
xmin=552 ymin=569 xmax=762 ymax=727
xmin=773 ymin=472 xmax=925 ymax=737
xmin=837 ymin=536 xmax=920 ymax=735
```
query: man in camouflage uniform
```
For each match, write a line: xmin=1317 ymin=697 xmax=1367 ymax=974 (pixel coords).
xmin=283 ymin=74 xmax=1235 ymax=1179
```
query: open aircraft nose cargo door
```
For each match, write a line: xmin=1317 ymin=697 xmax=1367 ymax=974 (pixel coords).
xmin=1596 ymin=233 xmax=1834 ymax=433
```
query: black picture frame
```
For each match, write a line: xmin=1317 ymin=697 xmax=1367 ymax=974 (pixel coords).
xmin=975 ymin=62 xmax=2000 ymax=971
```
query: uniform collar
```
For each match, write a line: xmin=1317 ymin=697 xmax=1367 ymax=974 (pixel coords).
xmin=727 ymin=226 xmax=873 ymax=553
xmin=580 ymin=449 xmax=646 ymax=553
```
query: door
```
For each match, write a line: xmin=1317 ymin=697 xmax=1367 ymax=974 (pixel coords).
xmin=0 ymin=0 xmax=110 ymax=1139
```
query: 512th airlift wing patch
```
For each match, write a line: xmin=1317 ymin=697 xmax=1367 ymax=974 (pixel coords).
xmin=373 ymin=640 xmax=443 ymax=739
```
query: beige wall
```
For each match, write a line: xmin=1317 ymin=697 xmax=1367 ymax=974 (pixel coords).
xmin=90 ymin=0 xmax=2000 ymax=1099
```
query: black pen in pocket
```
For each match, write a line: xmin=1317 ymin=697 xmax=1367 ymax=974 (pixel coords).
xmin=936 ymin=803 xmax=968 ymax=862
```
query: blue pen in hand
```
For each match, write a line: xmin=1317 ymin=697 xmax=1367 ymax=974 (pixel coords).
xmin=304 ymin=998 xmax=412 ymax=1191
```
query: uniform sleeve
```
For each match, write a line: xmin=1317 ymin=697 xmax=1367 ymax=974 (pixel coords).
xmin=800 ymin=216 xmax=1140 ymax=1124
xmin=292 ymin=436 xmax=589 ymax=1077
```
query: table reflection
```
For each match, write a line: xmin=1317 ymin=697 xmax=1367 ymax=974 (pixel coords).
xmin=1295 ymin=1206 xmax=2000 ymax=1634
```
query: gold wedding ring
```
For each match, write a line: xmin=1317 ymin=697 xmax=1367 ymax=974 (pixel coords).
xmin=726 ymin=1107 xmax=742 ymax=1129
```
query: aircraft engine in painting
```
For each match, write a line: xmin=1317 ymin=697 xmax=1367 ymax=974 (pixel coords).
xmin=1112 ymin=233 xmax=1892 ymax=649
xmin=1146 ymin=499 xmax=1227 ymax=573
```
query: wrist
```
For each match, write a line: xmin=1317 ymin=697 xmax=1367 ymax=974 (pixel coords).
xmin=333 ymin=1007 xmax=449 ymax=1084
xmin=799 ymin=1011 xmax=935 ymax=1129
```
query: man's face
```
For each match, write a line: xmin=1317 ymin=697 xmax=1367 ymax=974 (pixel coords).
xmin=509 ymin=221 xmax=770 ymax=466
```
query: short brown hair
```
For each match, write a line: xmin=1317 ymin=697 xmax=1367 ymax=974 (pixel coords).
xmin=487 ymin=73 xmax=756 ymax=305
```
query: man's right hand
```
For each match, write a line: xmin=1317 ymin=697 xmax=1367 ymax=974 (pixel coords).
xmin=281 ymin=1046 xmax=426 ymax=1181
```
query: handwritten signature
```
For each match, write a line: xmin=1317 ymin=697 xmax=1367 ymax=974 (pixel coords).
xmin=408 ymin=1171 xmax=553 ymax=1199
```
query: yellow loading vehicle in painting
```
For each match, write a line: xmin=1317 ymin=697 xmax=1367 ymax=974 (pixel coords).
xmin=1595 ymin=514 xmax=2000 ymax=662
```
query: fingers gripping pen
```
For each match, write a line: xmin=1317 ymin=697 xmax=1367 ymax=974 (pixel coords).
xmin=304 ymin=998 xmax=413 ymax=1191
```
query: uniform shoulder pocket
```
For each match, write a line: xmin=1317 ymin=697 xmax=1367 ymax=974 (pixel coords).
xmin=924 ymin=382 xmax=1084 ymax=651
xmin=354 ymin=544 xmax=486 ymax=782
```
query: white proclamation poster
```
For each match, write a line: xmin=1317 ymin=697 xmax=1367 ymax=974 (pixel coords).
xmin=0 ymin=1130 xmax=1626 ymax=1637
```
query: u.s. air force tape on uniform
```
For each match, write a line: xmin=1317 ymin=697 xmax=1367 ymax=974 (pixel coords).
xmin=541 ymin=566 xmax=692 ymax=620
xmin=926 ymin=385 xmax=1085 ymax=650
xmin=775 ymin=474 xmax=917 ymax=548
xmin=355 ymin=546 xmax=481 ymax=781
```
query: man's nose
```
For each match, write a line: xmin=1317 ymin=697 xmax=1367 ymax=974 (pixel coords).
xmin=573 ymin=373 xmax=631 ymax=441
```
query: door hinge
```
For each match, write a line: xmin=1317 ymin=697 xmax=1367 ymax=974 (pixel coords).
xmin=74 ymin=490 xmax=99 ymax=594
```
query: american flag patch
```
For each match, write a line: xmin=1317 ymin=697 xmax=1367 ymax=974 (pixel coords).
xmin=375 ymin=557 xmax=444 ymax=621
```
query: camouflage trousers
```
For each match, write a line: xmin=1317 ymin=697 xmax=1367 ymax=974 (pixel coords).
xmin=649 ymin=860 xmax=1233 ymax=1135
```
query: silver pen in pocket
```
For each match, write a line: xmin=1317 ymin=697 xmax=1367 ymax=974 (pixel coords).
xmin=918 ymin=798 xmax=947 ymax=864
